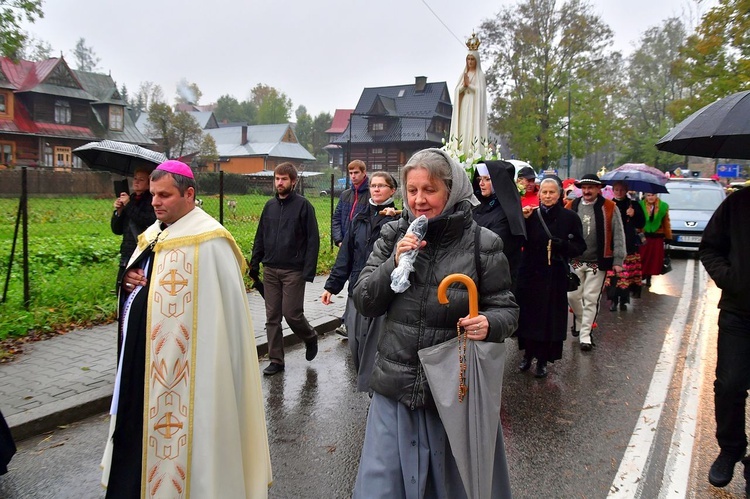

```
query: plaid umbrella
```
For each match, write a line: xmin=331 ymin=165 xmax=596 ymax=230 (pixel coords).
xmin=73 ymin=140 xmax=166 ymax=177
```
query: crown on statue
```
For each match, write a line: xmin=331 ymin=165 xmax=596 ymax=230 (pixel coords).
xmin=466 ymin=32 xmax=481 ymax=51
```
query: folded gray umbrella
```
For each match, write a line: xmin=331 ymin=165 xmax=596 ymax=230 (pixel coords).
xmin=418 ymin=273 xmax=507 ymax=499
xmin=655 ymin=90 xmax=750 ymax=159
xmin=73 ymin=140 xmax=167 ymax=176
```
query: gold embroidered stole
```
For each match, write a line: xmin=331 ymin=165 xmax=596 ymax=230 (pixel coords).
xmin=143 ymin=242 xmax=197 ymax=498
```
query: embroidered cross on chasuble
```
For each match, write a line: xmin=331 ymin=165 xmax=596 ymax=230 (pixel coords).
xmin=145 ymin=246 xmax=196 ymax=497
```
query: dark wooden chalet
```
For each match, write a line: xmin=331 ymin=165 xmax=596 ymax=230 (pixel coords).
xmin=330 ymin=77 xmax=451 ymax=173
xmin=0 ymin=56 xmax=152 ymax=170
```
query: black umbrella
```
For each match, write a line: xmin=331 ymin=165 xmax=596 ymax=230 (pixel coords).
xmin=73 ymin=140 xmax=167 ymax=176
xmin=655 ymin=90 xmax=750 ymax=159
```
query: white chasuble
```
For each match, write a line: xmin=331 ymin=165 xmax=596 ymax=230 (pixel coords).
xmin=102 ymin=208 xmax=272 ymax=499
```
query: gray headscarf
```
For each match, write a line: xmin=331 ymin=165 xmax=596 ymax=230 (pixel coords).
xmin=401 ymin=148 xmax=479 ymax=222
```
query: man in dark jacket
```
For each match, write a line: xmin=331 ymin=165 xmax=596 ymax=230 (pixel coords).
xmin=110 ymin=167 xmax=156 ymax=289
xmin=332 ymin=160 xmax=370 ymax=246
xmin=699 ymin=187 xmax=750 ymax=492
xmin=250 ymin=163 xmax=320 ymax=375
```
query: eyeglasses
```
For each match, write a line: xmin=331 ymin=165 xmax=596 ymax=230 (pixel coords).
xmin=370 ymin=184 xmax=392 ymax=189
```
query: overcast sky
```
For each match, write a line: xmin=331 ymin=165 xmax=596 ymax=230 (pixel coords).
xmin=24 ymin=0 xmax=715 ymax=117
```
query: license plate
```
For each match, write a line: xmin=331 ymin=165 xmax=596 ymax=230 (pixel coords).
xmin=678 ymin=235 xmax=702 ymax=243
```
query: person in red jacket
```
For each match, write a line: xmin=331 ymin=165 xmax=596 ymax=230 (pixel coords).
xmin=518 ymin=166 xmax=539 ymax=208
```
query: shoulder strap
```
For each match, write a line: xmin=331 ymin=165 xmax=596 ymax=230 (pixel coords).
xmin=474 ymin=224 xmax=482 ymax=291
xmin=536 ymin=208 xmax=553 ymax=239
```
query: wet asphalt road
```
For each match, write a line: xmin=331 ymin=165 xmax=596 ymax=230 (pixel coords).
xmin=1 ymin=256 xmax=744 ymax=498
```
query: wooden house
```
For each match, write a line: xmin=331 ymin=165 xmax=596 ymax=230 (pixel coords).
xmin=204 ymin=123 xmax=315 ymax=173
xmin=0 ymin=56 xmax=153 ymax=170
xmin=330 ymin=77 xmax=452 ymax=173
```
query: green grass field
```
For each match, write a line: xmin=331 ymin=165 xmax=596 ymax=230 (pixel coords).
xmin=0 ymin=195 xmax=338 ymax=342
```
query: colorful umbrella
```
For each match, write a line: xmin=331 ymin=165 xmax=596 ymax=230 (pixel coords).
xmin=601 ymin=163 xmax=669 ymax=194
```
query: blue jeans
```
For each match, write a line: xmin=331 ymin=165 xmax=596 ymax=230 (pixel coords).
xmin=715 ymin=310 xmax=750 ymax=458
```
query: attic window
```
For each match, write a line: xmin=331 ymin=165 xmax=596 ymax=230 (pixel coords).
xmin=0 ymin=91 xmax=11 ymax=119
xmin=109 ymin=106 xmax=124 ymax=131
xmin=54 ymin=100 xmax=71 ymax=124
xmin=372 ymin=122 xmax=384 ymax=131
xmin=397 ymin=89 xmax=405 ymax=97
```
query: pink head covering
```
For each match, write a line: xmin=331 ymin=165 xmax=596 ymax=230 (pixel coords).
xmin=155 ymin=160 xmax=194 ymax=179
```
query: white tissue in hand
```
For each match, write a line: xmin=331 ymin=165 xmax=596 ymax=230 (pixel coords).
xmin=390 ymin=215 xmax=428 ymax=293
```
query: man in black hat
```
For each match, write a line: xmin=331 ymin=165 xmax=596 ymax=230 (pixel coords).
xmin=518 ymin=166 xmax=539 ymax=209
xmin=564 ymin=174 xmax=626 ymax=351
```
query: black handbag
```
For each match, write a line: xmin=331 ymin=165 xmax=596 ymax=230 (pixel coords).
xmin=662 ymin=254 xmax=672 ymax=274
xmin=536 ymin=210 xmax=580 ymax=292
xmin=567 ymin=271 xmax=581 ymax=292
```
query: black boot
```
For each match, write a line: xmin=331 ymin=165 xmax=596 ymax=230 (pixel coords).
xmin=519 ymin=356 xmax=532 ymax=372
xmin=535 ymin=360 xmax=548 ymax=378
xmin=609 ymin=296 xmax=618 ymax=312
xmin=618 ymin=288 xmax=629 ymax=311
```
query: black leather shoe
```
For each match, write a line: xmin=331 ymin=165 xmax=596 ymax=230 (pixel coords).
xmin=709 ymin=452 xmax=740 ymax=487
xmin=263 ymin=362 xmax=284 ymax=376
xmin=609 ymin=302 xmax=617 ymax=312
xmin=519 ymin=357 xmax=532 ymax=372
xmin=571 ymin=325 xmax=579 ymax=337
xmin=534 ymin=361 xmax=548 ymax=378
xmin=620 ymin=303 xmax=627 ymax=311
xmin=580 ymin=342 xmax=593 ymax=352
xmin=305 ymin=338 xmax=318 ymax=361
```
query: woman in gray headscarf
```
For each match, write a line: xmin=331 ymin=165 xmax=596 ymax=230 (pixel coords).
xmin=352 ymin=148 xmax=518 ymax=498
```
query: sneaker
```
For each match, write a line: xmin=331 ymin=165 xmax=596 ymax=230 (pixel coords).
xmin=263 ymin=362 xmax=285 ymax=376
xmin=305 ymin=338 xmax=318 ymax=361
xmin=709 ymin=452 xmax=740 ymax=487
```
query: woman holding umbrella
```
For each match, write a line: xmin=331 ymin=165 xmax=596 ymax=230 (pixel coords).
xmin=639 ymin=193 xmax=672 ymax=287
xmin=352 ymin=148 xmax=517 ymax=498
xmin=605 ymin=181 xmax=646 ymax=308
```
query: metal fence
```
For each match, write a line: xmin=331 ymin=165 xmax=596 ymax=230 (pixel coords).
xmin=0 ymin=168 xmax=340 ymax=310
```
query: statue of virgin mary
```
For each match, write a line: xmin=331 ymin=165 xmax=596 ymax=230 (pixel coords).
xmin=450 ymin=32 xmax=488 ymax=159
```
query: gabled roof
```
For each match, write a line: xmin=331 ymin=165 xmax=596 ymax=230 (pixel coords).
xmin=325 ymin=109 xmax=353 ymax=134
xmin=188 ymin=111 xmax=219 ymax=129
xmin=0 ymin=57 xmax=95 ymax=101
xmin=332 ymin=80 xmax=452 ymax=145
xmin=204 ymin=123 xmax=315 ymax=161
xmin=0 ymin=56 xmax=153 ymax=145
xmin=74 ymin=70 xmax=125 ymax=105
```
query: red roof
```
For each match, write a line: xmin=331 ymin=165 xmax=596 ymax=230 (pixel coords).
xmin=325 ymin=109 xmax=353 ymax=134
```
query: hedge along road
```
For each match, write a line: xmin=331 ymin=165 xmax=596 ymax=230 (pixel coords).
xmin=0 ymin=191 xmax=351 ymax=340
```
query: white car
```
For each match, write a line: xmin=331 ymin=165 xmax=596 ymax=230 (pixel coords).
xmin=505 ymin=159 xmax=536 ymax=180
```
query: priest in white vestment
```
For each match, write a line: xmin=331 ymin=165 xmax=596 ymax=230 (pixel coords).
xmin=450 ymin=33 xmax=489 ymax=160
xmin=101 ymin=160 xmax=272 ymax=499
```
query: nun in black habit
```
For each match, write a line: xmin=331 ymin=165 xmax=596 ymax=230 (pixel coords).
xmin=472 ymin=160 xmax=527 ymax=293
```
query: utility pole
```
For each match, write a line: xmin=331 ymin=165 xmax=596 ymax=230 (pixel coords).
xmin=567 ymin=84 xmax=572 ymax=179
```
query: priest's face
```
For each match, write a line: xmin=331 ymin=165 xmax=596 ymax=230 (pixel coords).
xmin=275 ymin=174 xmax=296 ymax=198
xmin=150 ymin=175 xmax=195 ymax=225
